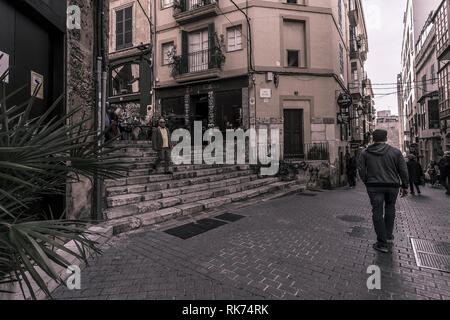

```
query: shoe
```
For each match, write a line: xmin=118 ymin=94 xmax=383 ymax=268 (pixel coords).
xmin=373 ymin=243 xmax=389 ymax=253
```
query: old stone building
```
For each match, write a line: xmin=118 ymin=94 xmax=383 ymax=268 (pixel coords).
xmin=150 ymin=0 xmax=374 ymax=187
xmin=376 ymin=110 xmax=400 ymax=151
xmin=0 ymin=0 xmax=110 ymax=220
xmin=108 ymin=0 xmax=153 ymax=139
xmin=434 ymin=0 xmax=450 ymax=152
xmin=413 ymin=14 xmax=442 ymax=168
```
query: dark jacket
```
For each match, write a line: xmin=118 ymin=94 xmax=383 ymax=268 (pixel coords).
xmin=358 ymin=143 xmax=409 ymax=189
xmin=438 ymin=156 xmax=450 ymax=177
xmin=347 ymin=157 xmax=357 ymax=175
xmin=407 ymin=159 xmax=423 ymax=184
xmin=152 ymin=127 xmax=171 ymax=151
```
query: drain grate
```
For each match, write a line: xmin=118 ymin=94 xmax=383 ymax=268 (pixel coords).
xmin=411 ymin=238 xmax=450 ymax=273
xmin=337 ymin=215 xmax=365 ymax=223
xmin=214 ymin=212 xmax=245 ymax=222
xmin=164 ymin=218 xmax=227 ymax=240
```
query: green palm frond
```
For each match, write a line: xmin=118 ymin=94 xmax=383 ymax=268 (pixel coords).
xmin=0 ymin=70 xmax=128 ymax=299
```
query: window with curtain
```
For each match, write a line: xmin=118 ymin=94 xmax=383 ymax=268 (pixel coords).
xmin=227 ymin=25 xmax=242 ymax=51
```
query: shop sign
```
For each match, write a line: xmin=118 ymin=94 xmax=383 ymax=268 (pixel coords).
xmin=0 ymin=51 xmax=9 ymax=83
xmin=31 ymin=71 xmax=44 ymax=100
xmin=260 ymin=88 xmax=272 ymax=99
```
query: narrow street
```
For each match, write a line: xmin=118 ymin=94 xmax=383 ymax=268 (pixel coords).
xmin=53 ymin=185 xmax=450 ymax=300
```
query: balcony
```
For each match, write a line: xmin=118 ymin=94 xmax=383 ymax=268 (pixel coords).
xmin=349 ymin=81 xmax=363 ymax=98
xmin=348 ymin=8 xmax=359 ymax=27
xmin=171 ymin=48 xmax=223 ymax=82
xmin=173 ymin=0 xmax=219 ymax=25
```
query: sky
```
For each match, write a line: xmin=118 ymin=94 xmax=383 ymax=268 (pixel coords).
xmin=363 ymin=0 xmax=407 ymax=116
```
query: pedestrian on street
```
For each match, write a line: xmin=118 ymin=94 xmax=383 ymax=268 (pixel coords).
xmin=407 ymin=155 xmax=424 ymax=195
xmin=152 ymin=118 xmax=172 ymax=174
xmin=425 ymin=161 xmax=439 ymax=187
xmin=347 ymin=156 xmax=357 ymax=188
xmin=438 ymin=151 xmax=450 ymax=195
xmin=358 ymin=129 xmax=409 ymax=254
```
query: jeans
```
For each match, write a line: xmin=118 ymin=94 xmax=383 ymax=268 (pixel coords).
xmin=367 ymin=187 xmax=399 ymax=245
xmin=409 ymin=181 xmax=421 ymax=194
xmin=154 ymin=148 xmax=171 ymax=171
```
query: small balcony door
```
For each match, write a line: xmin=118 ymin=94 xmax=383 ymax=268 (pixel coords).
xmin=188 ymin=29 xmax=209 ymax=72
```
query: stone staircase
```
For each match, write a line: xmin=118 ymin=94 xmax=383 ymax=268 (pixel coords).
xmin=104 ymin=141 xmax=303 ymax=234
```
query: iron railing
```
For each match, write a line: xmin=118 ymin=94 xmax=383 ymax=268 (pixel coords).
xmin=177 ymin=0 xmax=218 ymax=12
xmin=304 ymin=142 xmax=330 ymax=161
xmin=175 ymin=48 xmax=222 ymax=75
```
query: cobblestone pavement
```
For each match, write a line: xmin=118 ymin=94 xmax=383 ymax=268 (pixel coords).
xmin=53 ymin=184 xmax=450 ymax=300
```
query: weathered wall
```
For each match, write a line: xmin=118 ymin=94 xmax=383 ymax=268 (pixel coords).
xmin=66 ymin=0 xmax=109 ymax=220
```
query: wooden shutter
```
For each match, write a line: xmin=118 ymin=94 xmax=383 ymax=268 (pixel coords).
xmin=208 ymin=23 xmax=215 ymax=68
xmin=116 ymin=9 xmax=124 ymax=49
xmin=124 ymin=6 xmax=132 ymax=48
xmin=181 ymin=30 xmax=188 ymax=74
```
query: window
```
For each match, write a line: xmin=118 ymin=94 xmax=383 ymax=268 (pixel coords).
xmin=431 ymin=64 xmax=436 ymax=84
xmin=339 ymin=43 xmax=344 ymax=76
xmin=283 ymin=20 xmax=306 ymax=67
xmin=287 ymin=50 xmax=299 ymax=67
xmin=351 ymin=62 xmax=358 ymax=81
xmin=338 ymin=0 xmax=342 ymax=29
xmin=116 ymin=6 xmax=133 ymax=50
xmin=162 ymin=0 xmax=173 ymax=9
xmin=162 ymin=42 xmax=174 ymax=65
xmin=286 ymin=0 xmax=297 ymax=3
xmin=111 ymin=63 xmax=140 ymax=96
xmin=188 ymin=29 xmax=209 ymax=72
xmin=422 ymin=74 xmax=427 ymax=95
xmin=227 ymin=25 xmax=242 ymax=51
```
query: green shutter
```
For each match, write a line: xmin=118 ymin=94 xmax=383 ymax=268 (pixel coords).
xmin=208 ymin=23 xmax=215 ymax=68
xmin=181 ymin=30 xmax=188 ymax=74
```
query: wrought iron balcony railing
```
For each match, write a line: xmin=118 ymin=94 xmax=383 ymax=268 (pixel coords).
xmin=175 ymin=0 xmax=218 ymax=13
xmin=172 ymin=48 xmax=223 ymax=76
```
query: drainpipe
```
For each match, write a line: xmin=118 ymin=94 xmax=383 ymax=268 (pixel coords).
xmin=93 ymin=0 xmax=105 ymax=221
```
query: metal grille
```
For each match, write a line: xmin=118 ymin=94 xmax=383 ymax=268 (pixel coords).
xmin=411 ymin=238 xmax=450 ymax=273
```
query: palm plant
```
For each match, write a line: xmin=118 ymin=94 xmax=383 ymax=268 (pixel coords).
xmin=0 ymin=70 xmax=127 ymax=299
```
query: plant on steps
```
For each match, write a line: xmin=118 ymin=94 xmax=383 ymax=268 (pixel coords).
xmin=0 ymin=70 xmax=127 ymax=299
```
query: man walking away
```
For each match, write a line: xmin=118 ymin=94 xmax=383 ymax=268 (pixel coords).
xmin=152 ymin=118 xmax=172 ymax=174
xmin=358 ymin=129 xmax=409 ymax=254
xmin=347 ymin=156 xmax=358 ymax=188
xmin=407 ymin=155 xmax=424 ymax=195
xmin=439 ymin=151 xmax=450 ymax=195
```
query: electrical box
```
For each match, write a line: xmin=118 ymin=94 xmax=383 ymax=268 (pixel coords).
xmin=266 ymin=72 xmax=273 ymax=82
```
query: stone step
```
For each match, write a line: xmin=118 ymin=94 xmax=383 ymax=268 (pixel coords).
xmin=106 ymin=173 xmax=259 ymax=208
xmin=104 ymin=164 xmax=251 ymax=188
xmin=104 ymin=177 xmax=279 ymax=220
xmin=106 ymin=169 xmax=254 ymax=197
xmin=125 ymin=163 xmax=232 ymax=177
xmin=108 ymin=181 xmax=303 ymax=234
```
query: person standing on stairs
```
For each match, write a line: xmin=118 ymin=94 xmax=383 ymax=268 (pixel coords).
xmin=152 ymin=118 xmax=172 ymax=174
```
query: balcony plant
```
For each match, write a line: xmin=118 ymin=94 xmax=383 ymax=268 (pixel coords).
xmin=0 ymin=70 xmax=126 ymax=299
xmin=172 ymin=0 xmax=184 ymax=15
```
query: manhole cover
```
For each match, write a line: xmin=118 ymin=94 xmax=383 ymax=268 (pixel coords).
xmin=411 ymin=238 xmax=450 ymax=273
xmin=337 ymin=215 xmax=365 ymax=223
xmin=214 ymin=212 xmax=245 ymax=222
xmin=164 ymin=218 xmax=227 ymax=240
